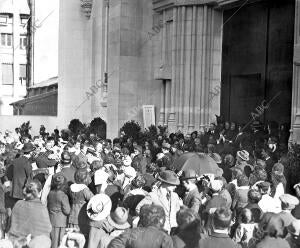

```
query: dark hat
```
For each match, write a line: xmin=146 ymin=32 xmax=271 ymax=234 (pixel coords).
xmin=61 ymin=151 xmax=71 ymax=164
xmin=157 ymin=170 xmax=180 ymax=185
xmin=257 ymin=181 xmax=271 ymax=192
xmin=107 ymin=207 xmax=130 ymax=229
xmin=22 ymin=143 xmax=35 ymax=153
xmin=52 ymin=173 xmax=66 ymax=188
xmin=181 ymin=169 xmax=198 ymax=181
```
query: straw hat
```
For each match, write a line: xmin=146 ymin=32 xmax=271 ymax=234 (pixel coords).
xmin=86 ymin=194 xmax=112 ymax=221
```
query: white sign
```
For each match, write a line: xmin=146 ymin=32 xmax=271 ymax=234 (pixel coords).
xmin=143 ymin=105 xmax=155 ymax=128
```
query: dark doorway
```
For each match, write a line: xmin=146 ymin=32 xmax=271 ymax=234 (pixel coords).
xmin=221 ymin=0 xmax=295 ymax=126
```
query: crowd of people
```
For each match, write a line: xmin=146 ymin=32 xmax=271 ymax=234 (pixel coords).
xmin=0 ymin=119 xmax=298 ymax=248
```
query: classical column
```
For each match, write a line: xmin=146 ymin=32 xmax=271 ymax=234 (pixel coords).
xmin=158 ymin=81 xmax=165 ymax=126
xmin=291 ymin=0 xmax=300 ymax=144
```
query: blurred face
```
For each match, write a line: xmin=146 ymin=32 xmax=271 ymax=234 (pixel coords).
xmin=45 ymin=141 xmax=53 ymax=150
xmin=66 ymin=239 xmax=76 ymax=248
xmin=96 ymin=143 xmax=103 ymax=152
xmin=230 ymin=123 xmax=236 ymax=130
xmin=75 ymin=142 xmax=80 ymax=150
xmin=0 ymin=145 xmax=5 ymax=154
xmin=225 ymin=122 xmax=230 ymax=129
xmin=123 ymin=155 xmax=132 ymax=166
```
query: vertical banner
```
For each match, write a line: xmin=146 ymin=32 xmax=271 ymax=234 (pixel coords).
xmin=143 ymin=105 xmax=155 ymax=129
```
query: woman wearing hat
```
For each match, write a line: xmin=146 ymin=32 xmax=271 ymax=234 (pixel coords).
xmin=68 ymin=169 xmax=94 ymax=238
xmin=136 ymin=170 xmax=182 ymax=233
xmin=47 ymin=173 xmax=70 ymax=248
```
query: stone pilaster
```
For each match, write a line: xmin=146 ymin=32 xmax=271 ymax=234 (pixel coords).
xmin=291 ymin=0 xmax=300 ymax=144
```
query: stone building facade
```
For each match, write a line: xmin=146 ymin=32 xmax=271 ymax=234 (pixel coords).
xmin=58 ymin=0 xmax=300 ymax=142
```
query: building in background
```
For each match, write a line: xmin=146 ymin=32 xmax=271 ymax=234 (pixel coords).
xmin=0 ymin=0 xmax=30 ymax=115
xmin=58 ymin=0 xmax=300 ymax=143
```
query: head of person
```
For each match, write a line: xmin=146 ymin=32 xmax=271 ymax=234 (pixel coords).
xmin=210 ymin=179 xmax=223 ymax=194
xmin=158 ymin=170 xmax=180 ymax=192
xmin=224 ymin=154 xmax=235 ymax=167
xmin=131 ymin=175 xmax=146 ymax=189
xmin=261 ymin=214 xmax=287 ymax=238
xmin=74 ymin=169 xmax=90 ymax=185
xmin=212 ymin=208 xmax=232 ymax=231
xmin=45 ymin=137 xmax=55 ymax=150
xmin=51 ymin=173 xmax=67 ymax=191
xmin=80 ymin=142 xmax=89 ymax=154
xmin=239 ymin=208 xmax=253 ymax=224
xmin=94 ymin=141 xmax=103 ymax=153
xmin=139 ymin=204 xmax=165 ymax=229
xmin=122 ymin=155 xmax=132 ymax=167
xmin=181 ymin=169 xmax=198 ymax=191
xmin=225 ymin=121 xmax=230 ymax=130
xmin=237 ymin=175 xmax=249 ymax=187
xmin=90 ymin=160 xmax=103 ymax=172
xmin=23 ymin=180 xmax=42 ymax=200
xmin=61 ymin=151 xmax=72 ymax=166
xmin=230 ymin=122 xmax=236 ymax=131
xmin=134 ymin=145 xmax=142 ymax=156
xmin=248 ymin=189 xmax=262 ymax=204
xmin=176 ymin=206 xmax=199 ymax=231
xmin=257 ymin=182 xmax=271 ymax=195
xmin=230 ymin=167 xmax=244 ymax=181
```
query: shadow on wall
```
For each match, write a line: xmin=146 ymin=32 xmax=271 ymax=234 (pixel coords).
xmin=0 ymin=99 xmax=3 ymax=115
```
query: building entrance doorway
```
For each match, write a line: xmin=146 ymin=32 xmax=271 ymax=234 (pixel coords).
xmin=221 ymin=0 xmax=295 ymax=127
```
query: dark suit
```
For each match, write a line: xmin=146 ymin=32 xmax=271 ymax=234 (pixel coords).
xmin=198 ymin=232 xmax=241 ymax=248
xmin=255 ymin=237 xmax=290 ymax=248
xmin=10 ymin=156 xmax=32 ymax=200
xmin=183 ymin=188 xmax=202 ymax=213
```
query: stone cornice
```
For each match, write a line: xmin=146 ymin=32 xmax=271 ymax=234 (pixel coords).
xmin=153 ymin=0 xmax=260 ymax=11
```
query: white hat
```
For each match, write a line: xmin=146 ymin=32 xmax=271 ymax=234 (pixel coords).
xmin=87 ymin=194 xmax=112 ymax=221
xmin=237 ymin=150 xmax=250 ymax=161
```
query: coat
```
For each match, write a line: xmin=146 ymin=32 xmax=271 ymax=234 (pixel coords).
xmin=108 ymin=226 xmax=173 ymax=248
xmin=60 ymin=166 xmax=76 ymax=185
xmin=47 ymin=190 xmax=71 ymax=227
xmin=35 ymin=150 xmax=57 ymax=169
xmin=9 ymin=198 xmax=52 ymax=237
xmin=198 ymin=232 xmax=241 ymax=248
xmin=10 ymin=156 xmax=32 ymax=200
xmin=136 ymin=188 xmax=182 ymax=233
xmin=255 ymin=236 xmax=290 ymax=248
xmin=183 ymin=188 xmax=202 ymax=213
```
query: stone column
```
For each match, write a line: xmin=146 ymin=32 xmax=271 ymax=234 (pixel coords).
xmin=166 ymin=1 xmax=222 ymax=133
xmin=291 ymin=0 xmax=300 ymax=144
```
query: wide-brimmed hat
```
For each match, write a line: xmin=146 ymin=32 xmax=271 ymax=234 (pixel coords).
xmin=279 ymin=194 xmax=299 ymax=210
xmin=287 ymin=219 xmax=300 ymax=236
xmin=87 ymin=194 xmax=112 ymax=221
xmin=22 ymin=143 xmax=35 ymax=153
xmin=237 ymin=150 xmax=249 ymax=161
xmin=157 ymin=170 xmax=180 ymax=185
xmin=107 ymin=207 xmax=130 ymax=229
xmin=181 ymin=169 xmax=198 ymax=181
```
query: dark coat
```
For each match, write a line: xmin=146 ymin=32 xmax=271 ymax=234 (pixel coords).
xmin=132 ymin=155 xmax=147 ymax=174
xmin=108 ymin=226 xmax=173 ymax=248
xmin=47 ymin=190 xmax=71 ymax=227
xmin=198 ymin=232 xmax=241 ymax=248
xmin=183 ymin=188 xmax=202 ymax=213
xmin=10 ymin=156 xmax=32 ymax=199
xmin=9 ymin=198 xmax=52 ymax=237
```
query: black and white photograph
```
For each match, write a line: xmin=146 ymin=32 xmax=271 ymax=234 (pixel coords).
xmin=0 ymin=0 xmax=300 ymax=247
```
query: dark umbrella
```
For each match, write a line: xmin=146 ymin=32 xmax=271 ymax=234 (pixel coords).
xmin=173 ymin=152 xmax=221 ymax=176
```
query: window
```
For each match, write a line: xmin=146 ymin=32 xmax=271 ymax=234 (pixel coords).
xmin=21 ymin=18 xmax=28 ymax=25
xmin=19 ymin=64 xmax=27 ymax=85
xmin=0 ymin=33 xmax=13 ymax=47
xmin=2 ymin=64 xmax=13 ymax=85
xmin=20 ymin=35 xmax=27 ymax=49
xmin=0 ymin=16 xmax=7 ymax=24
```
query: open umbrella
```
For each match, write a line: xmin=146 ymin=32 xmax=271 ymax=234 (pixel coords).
xmin=172 ymin=152 xmax=221 ymax=176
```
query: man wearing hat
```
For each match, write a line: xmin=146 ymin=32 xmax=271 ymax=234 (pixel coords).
xmin=136 ymin=170 xmax=182 ymax=233
xmin=278 ymin=194 xmax=300 ymax=227
xmin=181 ymin=169 xmax=202 ymax=213
xmin=8 ymin=143 xmax=35 ymax=207
xmin=235 ymin=150 xmax=253 ymax=177
xmin=286 ymin=219 xmax=300 ymax=248
xmin=59 ymin=151 xmax=76 ymax=186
